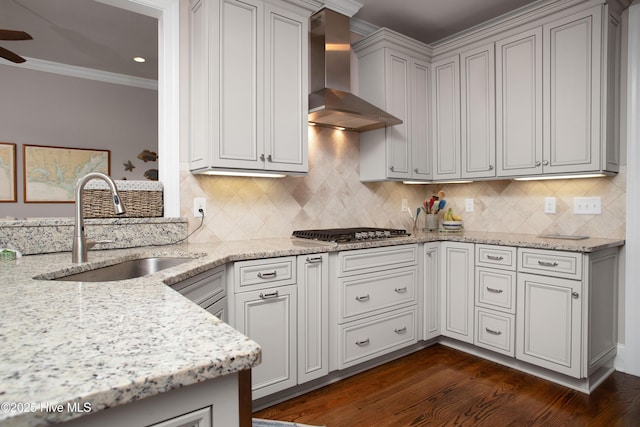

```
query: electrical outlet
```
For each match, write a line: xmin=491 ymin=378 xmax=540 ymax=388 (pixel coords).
xmin=401 ymin=199 xmax=408 ymax=212
xmin=465 ymin=199 xmax=474 ymax=212
xmin=573 ymin=197 xmax=601 ymax=214
xmin=193 ymin=197 xmax=206 ymax=217
xmin=544 ymin=197 xmax=556 ymax=214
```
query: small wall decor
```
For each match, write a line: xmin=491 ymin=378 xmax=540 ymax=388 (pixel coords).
xmin=138 ymin=150 xmax=157 ymax=162
xmin=144 ymin=169 xmax=158 ymax=181
xmin=0 ymin=142 xmax=17 ymax=202
xmin=123 ymin=160 xmax=135 ymax=172
xmin=23 ymin=145 xmax=110 ymax=203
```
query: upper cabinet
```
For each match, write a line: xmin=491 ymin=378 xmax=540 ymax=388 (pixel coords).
xmin=189 ymin=0 xmax=311 ymax=175
xmin=354 ymin=30 xmax=432 ymax=182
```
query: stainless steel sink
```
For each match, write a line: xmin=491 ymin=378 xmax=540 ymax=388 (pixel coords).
xmin=537 ymin=234 xmax=589 ymax=240
xmin=53 ymin=257 xmax=194 ymax=282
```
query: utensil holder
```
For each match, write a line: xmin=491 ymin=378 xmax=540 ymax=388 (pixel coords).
xmin=424 ymin=214 xmax=439 ymax=231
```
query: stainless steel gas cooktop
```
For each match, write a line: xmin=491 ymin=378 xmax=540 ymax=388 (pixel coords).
xmin=292 ymin=227 xmax=409 ymax=243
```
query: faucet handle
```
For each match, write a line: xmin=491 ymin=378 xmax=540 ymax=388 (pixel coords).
xmin=86 ymin=239 xmax=114 ymax=250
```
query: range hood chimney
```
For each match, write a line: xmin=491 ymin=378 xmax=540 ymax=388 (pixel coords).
xmin=308 ymin=8 xmax=402 ymax=132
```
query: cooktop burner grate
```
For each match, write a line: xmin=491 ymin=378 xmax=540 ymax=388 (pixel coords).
xmin=292 ymin=227 xmax=409 ymax=243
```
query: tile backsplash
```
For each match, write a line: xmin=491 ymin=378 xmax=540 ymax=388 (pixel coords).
xmin=180 ymin=127 xmax=626 ymax=242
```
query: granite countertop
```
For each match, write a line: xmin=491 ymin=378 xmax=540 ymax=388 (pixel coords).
xmin=0 ymin=231 xmax=624 ymax=426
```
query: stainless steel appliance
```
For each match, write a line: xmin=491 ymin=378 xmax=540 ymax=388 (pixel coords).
xmin=292 ymin=227 xmax=409 ymax=243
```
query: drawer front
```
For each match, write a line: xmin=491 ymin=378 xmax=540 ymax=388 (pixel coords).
xmin=339 ymin=308 xmax=417 ymax=369
xmin=205 ymin=297 xmax=227 ymax=322
xmin=234 ymin=256 xmax=296 ymax=291
xmin=338 ymin=244 xmax=418 ymax=277
xmin=171 ymin=265 xmax=226 ymax=307
xmin=476 ymin=245 xmax=516 ymax=270
xmin=339 ymin=267 xmax=417 ymax=323
xmin=518 ymin=248 xmax=582 ymax=280
xmin=475 ymin=267 xmax=516 ymax=313
xmin=475 ymin=308 xmax=515 ymax=357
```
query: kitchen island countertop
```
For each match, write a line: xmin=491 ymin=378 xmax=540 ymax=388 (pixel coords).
xmin=0 ymin=231 xmax=624 ymax=426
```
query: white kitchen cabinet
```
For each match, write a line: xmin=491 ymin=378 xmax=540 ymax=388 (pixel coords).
xmin=495 ymin=27 xmax=543 ymax=177
xmin=297 ymin=254 xmax=329 ymax=384
xmin=516 ymin=247 xmax=619 ymax=379
xmin=423 ymin=243 xmax=440 ymax=341
xmin=234 ymin=284 xmax=297 ymax=399
xmin=460 ymin=43 xmax=496 ymax=179
xmin=431 ymin=55 xmax=461 ymax=181
xmin=170 ymin=264 xmax=227 ymax=321
xmin=495 ymin=5 xmax=620 ymax=177
xmin=189 ymin=0 xmax=310 ymax=175
xmin=440 ymin=242 xmax=474 ymax=344
xmin=355 ymin=30 xmax=431 ymax=181
xmin=334 ymin=244 xmax=419 ymax=368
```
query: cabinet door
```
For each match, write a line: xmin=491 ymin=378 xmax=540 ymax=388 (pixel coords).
xmin=543 ymin=6 xmax=602 ymax=174
xmin=461 ymin=44 xmax=495 ymax=178
xmin=423 ymin=243 xmax=440 ymax=340
xmin=264 ymin=4 xmax=308 ymax=173
xmin=235 ymin=285 xmax=297 ymax=398
xmin=217 ymin=0 xmax=263 ymax=170
xmin=385 ymin=50 xmax=411 ymax=179
xmin=411 ymin=58 xmax=432 ymax=179
xmin=495 ymin=28 xmax=543 ymax=177
xmin=432 ymin=56 xmax=461 ymax=180
xmin=440 ymin=242 xmax=474 ymax=343
xmin=297 ymin=254 xmax=328 ymax=384
xmin=516 ymin=273 xmax=582 ymax=378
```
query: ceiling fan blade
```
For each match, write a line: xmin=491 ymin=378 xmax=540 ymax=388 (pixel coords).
xmin=0 ymin=29 xmax=33 ymax=41
xmin=0 ymin=46 xmax=26 ymax=63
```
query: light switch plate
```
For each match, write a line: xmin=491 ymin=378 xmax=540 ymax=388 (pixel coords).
xmin=544 ymin=197 xmax=556 ymax=214
xmin=573 ymin=197 xmax=601 ymax=214
xmin=401 ymin=199 xmax=408 ymax=212
xmin=465 ymin=199 xmax=474 ymax=212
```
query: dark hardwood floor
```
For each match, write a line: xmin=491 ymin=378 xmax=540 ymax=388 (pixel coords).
xmin=253 ymin=344 xmax=640 ymax=426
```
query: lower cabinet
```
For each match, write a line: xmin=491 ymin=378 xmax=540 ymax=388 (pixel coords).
xmin=230 ymin=254 xmax=327 ymax=399
xmin=334 ymin=245 xmax=419 ymax=369
xmin=170 ymin=264 xmax=227 ymax=321
xmin=440 ymin=242 xmax=475 ymax=344
xmin=423 ymin=243 xmax=440 ymax=340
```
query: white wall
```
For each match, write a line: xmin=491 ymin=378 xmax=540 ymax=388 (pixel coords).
xmin=0 ymin=65 xmax=158 ymax=218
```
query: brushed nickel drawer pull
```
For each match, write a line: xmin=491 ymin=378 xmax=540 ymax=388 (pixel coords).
xmin=257 ymin=270 xmax=277 ymax=279
xmin=355 ymin=294 xmax=370 ymax=302
xmin=487 ymin=255 xmax=504 ymax=261
xmin=485 ymin=327 xmax=502 ymax=336
xmin=259 ymin=291 xmax=279 ymax=299
xmin=355 ymin=338 xmax=370 ymax=346
xmin=487 ymin=287 xmax=504 ymax=294
xmin=394 ymin=286 xmax=408 ymax=293
xmin=537 ymin=260 xmax=559 ymax=267
xmin=306 ymin=256 xmax=323 ymax=263
xmin=394 ymin=326 xmax=407 ymax=334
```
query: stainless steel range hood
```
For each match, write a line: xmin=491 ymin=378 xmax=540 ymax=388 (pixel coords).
xmin=308 ymin=8 xmax=402 ymax=132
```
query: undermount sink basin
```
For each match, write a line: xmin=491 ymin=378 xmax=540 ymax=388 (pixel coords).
xmin=53 ymin=257 xmax=194 ymax=282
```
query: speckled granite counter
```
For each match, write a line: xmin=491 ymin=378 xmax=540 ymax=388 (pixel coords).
xmin=0 ymin=231 xmax=624 ymax=426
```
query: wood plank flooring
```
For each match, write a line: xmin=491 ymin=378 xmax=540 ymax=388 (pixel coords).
xmin=253 ymin=344 xmax=640 ymax=426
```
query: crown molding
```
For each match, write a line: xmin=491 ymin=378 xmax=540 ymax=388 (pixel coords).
xmin=5 ymin=57 xmax=158 ymax=90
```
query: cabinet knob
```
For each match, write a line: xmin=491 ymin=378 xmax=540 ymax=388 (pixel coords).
xmin=389 ymin=166 xmax=395 ymax=172
xmin=488 ymin=165 xmax=494 ymax=170
xmin=267 ymin=154 xmax=273 ymax=162
xmin=535 ymin=161 xmax=541 ymax=166
xmin=414 ymin=168 xmax=419 ymax=173
xmin=572 ymin=292 xmax=579 ymax=299
xmin=542 ymin=160 xmax=549 ymax=166
xmin=260 ymin=154 xmax=265 ymax=161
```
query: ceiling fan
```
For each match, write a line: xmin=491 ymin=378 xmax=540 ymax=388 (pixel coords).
xmin=0 ymin=29 xmax=33 ymax=63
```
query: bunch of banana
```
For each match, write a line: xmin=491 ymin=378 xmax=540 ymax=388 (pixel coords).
xmin=443 ymin=208 xmax=462 ymax=221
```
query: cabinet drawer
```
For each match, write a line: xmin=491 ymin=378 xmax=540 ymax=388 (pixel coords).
xmin=339 ymin=267 xmax=417 ymax=323
xmin=475 ymin=308 xmax=515 ymax=357
xmin=476 ymin=245 xmax=516 ymax=270
xmin=475 ymin=267 xmax=516 ymax=314
xmin=338 ymin=244 xmax=418 ymax=277
xmin=518 ymin=248 xmax=582 ymax=280
xmin=171 ymin=265 xmax=226 ymax=307
xmin=234 ymin=256 xmax=296 ymax=291
xmin=339 ymin=308 xmax=417 ymax=369
xmin=204 ymin=297 xmax=227 ymax=322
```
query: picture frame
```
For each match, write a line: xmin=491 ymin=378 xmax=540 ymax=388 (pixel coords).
xmin=0 ymin=142 xmax=17 ymax=202
xmin=23 ymin=144 xmax=110 ymax=203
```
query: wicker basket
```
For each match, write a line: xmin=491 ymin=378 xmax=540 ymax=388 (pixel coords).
xmin=82 ymin=180 xmax=163 ymax=218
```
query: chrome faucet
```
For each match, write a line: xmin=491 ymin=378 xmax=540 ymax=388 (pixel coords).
xmin=72 ymin=172 xmax=126 ymax=263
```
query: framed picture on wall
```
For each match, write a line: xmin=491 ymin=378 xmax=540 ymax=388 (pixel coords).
xmin=0 ymin=142 xmax=17 ymax=202
xmin=23 ymin=145 xmax=110 ymax=203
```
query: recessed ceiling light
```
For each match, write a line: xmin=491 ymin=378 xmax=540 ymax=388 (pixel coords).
xmin=133 ymin=56 xmax=146 ymax=63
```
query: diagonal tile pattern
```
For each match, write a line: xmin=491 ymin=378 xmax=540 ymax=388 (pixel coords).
xmin=180 ymin=127 xmax=626 ymax=242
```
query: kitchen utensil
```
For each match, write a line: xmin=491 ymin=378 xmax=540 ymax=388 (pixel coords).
xmin=437 ymin=199 xmax=446 ymax=212
xmin=437 ymin=190 xmax=445 ymax=199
